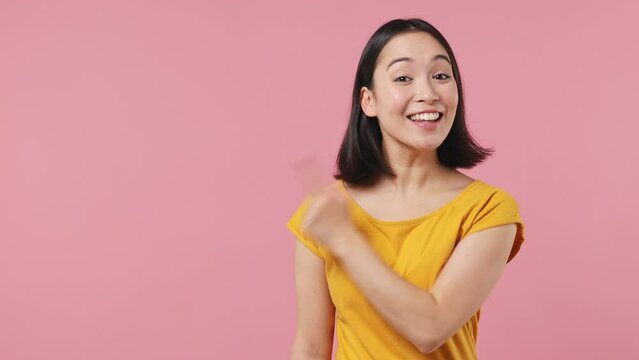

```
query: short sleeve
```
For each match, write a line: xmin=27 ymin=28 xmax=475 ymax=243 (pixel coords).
xmin=461 ymin=190 xmax=526 ymax=263
xmin=286 ymin=196 xmax=325 ymax=259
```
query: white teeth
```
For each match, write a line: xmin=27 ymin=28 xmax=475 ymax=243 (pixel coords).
xmin=409 ymin=112 xmax=441 ymax=121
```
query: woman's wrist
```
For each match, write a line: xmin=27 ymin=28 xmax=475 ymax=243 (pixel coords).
xmin=330 ymin=227 xmax=366 ymax=260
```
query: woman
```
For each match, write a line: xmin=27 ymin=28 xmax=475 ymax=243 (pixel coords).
xmin=287 ymin=18 xmax=525 ymax=360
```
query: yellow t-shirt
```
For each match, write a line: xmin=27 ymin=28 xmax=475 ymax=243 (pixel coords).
xmin=286 ymin=178 xmax=525 ymax=360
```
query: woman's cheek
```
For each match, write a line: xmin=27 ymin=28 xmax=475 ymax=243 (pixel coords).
xmin=389 ymin=88 xmax=402 ymax=102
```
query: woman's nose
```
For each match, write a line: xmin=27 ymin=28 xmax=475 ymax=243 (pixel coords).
xmin=417 ymin=82 xmax=439 ymax=103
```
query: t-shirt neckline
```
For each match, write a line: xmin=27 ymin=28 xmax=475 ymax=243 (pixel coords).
xmin=339 ymin=179 xmax=481 ymax=225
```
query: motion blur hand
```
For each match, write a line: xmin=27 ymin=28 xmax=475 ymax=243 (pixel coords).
xmin=292 ymin=155 xmax=361 ymax=255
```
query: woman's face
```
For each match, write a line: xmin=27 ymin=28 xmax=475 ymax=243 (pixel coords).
xmin=361 ymin=31 xmax=458 ymax=154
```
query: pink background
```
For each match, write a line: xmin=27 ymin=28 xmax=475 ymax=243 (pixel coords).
xmin=1 ymin=0 xmax=637 ymax=359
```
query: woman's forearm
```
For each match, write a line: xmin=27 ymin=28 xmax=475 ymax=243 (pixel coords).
xmin=330 ymin=230 xmax=440 ymax=353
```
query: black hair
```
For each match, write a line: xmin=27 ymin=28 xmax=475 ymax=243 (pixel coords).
xmin=333 ymin=18 xmax=494 ymax=187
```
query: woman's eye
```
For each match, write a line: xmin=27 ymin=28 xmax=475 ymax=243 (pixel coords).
xmin=434 ymin=73 xmax=451 ymax=80
xmin=394 ymin=76 xmax=411 ymax=82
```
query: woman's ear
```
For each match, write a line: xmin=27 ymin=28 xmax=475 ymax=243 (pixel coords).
xmin=360 ymin=86 xmax=376 ymax=117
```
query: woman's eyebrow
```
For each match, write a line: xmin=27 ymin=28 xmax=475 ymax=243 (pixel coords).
xmin=386 ymin=54 xmax=451 ymax=71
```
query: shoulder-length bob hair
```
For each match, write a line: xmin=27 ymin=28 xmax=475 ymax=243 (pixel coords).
xmin=334 ymin=18 xmax=494 ymax=187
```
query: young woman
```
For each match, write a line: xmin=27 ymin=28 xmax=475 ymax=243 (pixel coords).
xmin=287 ymin=18 xmax=525 ymax=360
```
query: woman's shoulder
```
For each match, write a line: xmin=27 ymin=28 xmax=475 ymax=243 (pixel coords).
xmin=455 ymin=176 xmax=521 ymax=212
xmin=469 ymin=178 xmax=516 ymax=196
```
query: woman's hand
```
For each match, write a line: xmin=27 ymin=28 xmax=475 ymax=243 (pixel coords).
xmin=300 ymin=183 xmax=361 ymax=255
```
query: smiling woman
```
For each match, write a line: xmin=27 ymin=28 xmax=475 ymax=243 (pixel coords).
xmin=287 ymin=17 xmax=526 ymax=360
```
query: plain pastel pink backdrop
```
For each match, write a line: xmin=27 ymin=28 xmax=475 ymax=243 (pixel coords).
xmin=1 ymin=0 xmax=637 ymax=359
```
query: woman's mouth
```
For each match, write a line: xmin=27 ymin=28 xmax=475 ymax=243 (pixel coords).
xmin=407 ymin=112 xmax=443 ymax=129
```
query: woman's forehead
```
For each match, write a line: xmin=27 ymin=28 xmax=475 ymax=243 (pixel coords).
xmin=378 ymin=32 xmax=447 ymax=66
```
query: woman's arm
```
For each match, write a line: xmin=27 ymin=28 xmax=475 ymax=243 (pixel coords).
xmin=291 ymin=241 xmax=335 ymax=360
xmin=331 ymin=224 xmax=517 ymax=354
